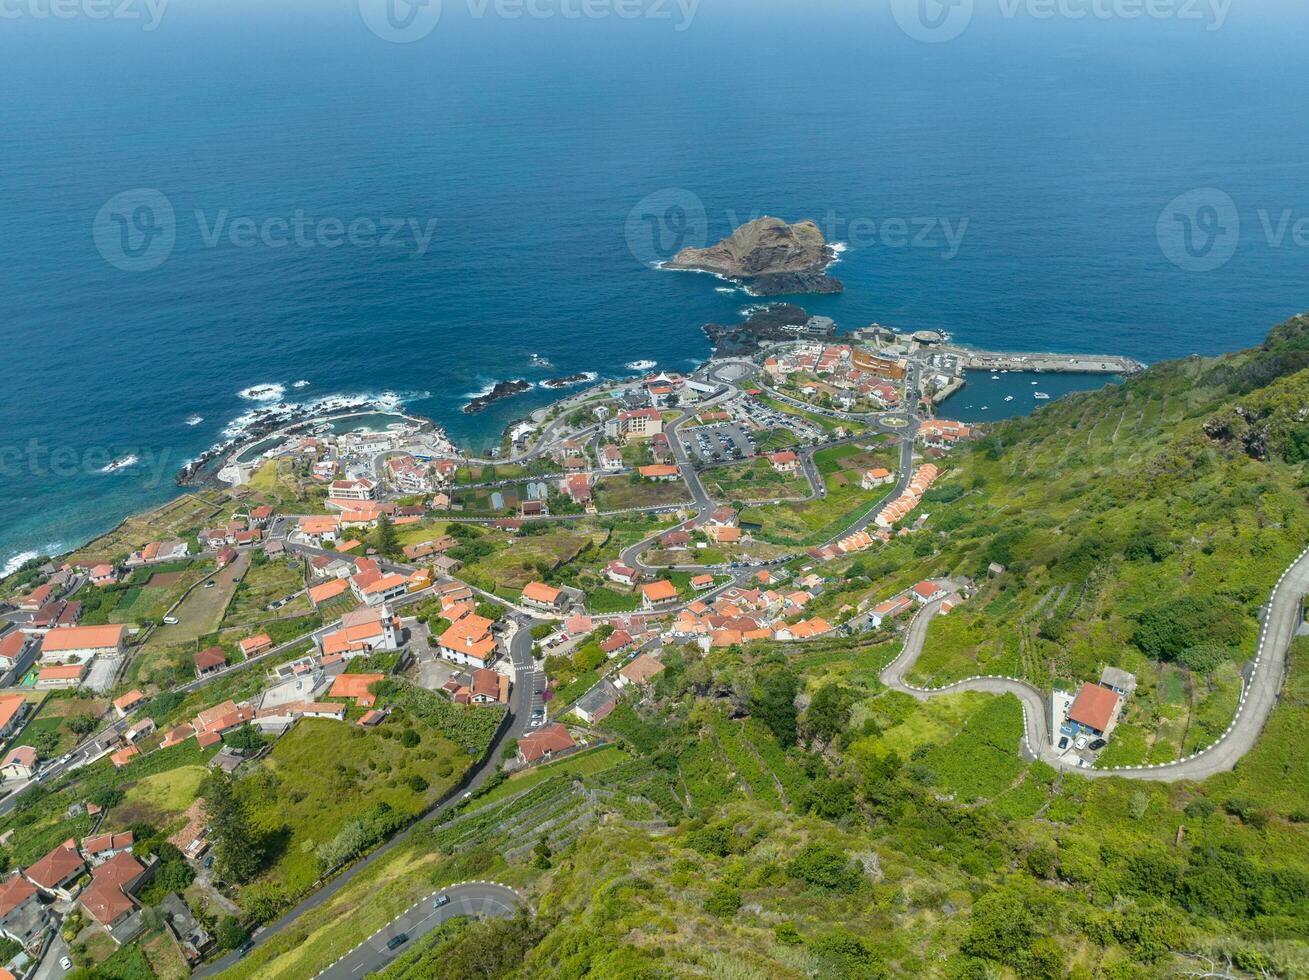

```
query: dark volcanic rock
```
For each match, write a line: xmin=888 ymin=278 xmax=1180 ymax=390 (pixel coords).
xmin=749 ymin=271 xmax=844 ymax=296
xmin=703 ymin=303 xmax=835 ymax=356
xmin=540 ymin=373 xmax=592 ymax=389
xmin=464 ymin=380 xmax=532 ymax=414
xmin=665 ymin=216 xmax=844 ymax=295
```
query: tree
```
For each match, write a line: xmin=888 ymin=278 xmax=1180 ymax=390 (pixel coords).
xmin=380 ymin=511 xmax=401 ymax=551
xmin=750 ymin=663 xmax=798 ymax=747
xmin=66 ymin=713 xmax=96 ymax=736
xmin=203 ymin=771 xmax=263 ymax=884
xmin=223 ymin=722 xmax=264 ymax=754
xmin=961 ymin=889 xmax=1034 ymax=966
xmin=29 ymin=728 xmax=58 ymax=759
xmin=802 ymin=682 xmax=855 ymax=745
xmin=216 ymin=915 xmax=248 ymax=950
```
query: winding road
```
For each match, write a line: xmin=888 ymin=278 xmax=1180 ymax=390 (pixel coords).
xmin=314 ymin=881 xmax=523 ymax=979
xmin=882 ymin=543 xmax=1309 ymax=781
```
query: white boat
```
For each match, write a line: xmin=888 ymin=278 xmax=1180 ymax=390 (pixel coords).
xmin=185 ymin=415 xmax=204 ymax=426
xmin=1004 ymin=395 xmax=1014 ymax=402
xmin=980 ymin=405 xmax=989 ymax=411
xmin=1034 ymin=392 xmax=1050 ymax=400
xmin=990 ymin=375 xmax=1000 ymax=380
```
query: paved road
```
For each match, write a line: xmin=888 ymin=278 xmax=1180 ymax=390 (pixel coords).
xmin=315 ymin=882 xmax=522 ymax=979
xmin=196 ymin=620 xmax=540 ymax=977
xmin=882 ymin=544 xmax=1309 ymax=782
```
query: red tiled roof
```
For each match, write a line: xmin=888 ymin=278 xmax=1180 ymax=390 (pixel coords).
xmin=24 ymin=840 xmax=84 ymax=889
xmin=1067 ymin=682 xmax=1120 ymax=733
xmin=39 ymin=624 xmax=123 ymax=652
xmin=329 ymin=673 xmax=384 ymax=707
xmin=194 ymin=647 xmax=226 ymax=672
xmin=518 ymin=723 xmax=575 ymax=763
xmin=0 ymin=874 xmax=38 ymax=917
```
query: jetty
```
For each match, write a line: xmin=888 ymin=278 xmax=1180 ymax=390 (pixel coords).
xmin=940 ymin=344 xmax=1144 ymax=376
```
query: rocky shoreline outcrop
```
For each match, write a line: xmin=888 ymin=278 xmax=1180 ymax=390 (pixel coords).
xmin=665 ymin=216 xmax=844 ymax=295
xmin=703 ymin=303 xmax=836 ymax=356
xmin=464 ymin=380 xmax=532 ymax=414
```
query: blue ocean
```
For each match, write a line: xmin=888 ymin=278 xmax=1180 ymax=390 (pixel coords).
xmin=2 ymin=0 xmax=1307 ymax=568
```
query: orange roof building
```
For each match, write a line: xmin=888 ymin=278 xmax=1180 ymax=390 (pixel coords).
xmin=436 ymin=614 xmax=497 ymax=666
xmin=328 ymin=673 xmax=385 ymax=708
xmin=1066 ymin=683 xmax=1121 ymax=736
xmin=521 ymin=582 xmax=563 ymax=609
xmin=640 ymin=580 xmax=678 ymax=608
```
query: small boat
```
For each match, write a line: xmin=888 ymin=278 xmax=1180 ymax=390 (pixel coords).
xmin=1031 ymin=380 xmax=1038 ymax=385
xmin=1034 ymin=392 xmax=1050 ymax=400
xmin=980 ymin=405 xmax=989 ymax=411
xmin=185 ymin=414 xmax=204 ymax=426
xmin=1004 ymin=395 xmax=1014 ymax=402
xmin=990 ymin=375 xmax=1000 ymax=380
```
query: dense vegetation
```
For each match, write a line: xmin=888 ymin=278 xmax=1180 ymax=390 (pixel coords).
xmin=349 ymin=315 xmax=1309 ymax=980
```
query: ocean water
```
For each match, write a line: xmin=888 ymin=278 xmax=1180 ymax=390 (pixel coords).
xmin=2 ymin=0 xmax=1308 ymax=568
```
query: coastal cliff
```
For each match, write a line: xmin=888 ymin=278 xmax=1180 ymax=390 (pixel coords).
xmin=665 ymin=216 xmax=844 ymax=295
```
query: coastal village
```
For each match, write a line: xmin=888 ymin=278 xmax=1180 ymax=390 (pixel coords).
xmin=0 ymin=323 xmax=1143 ymax=978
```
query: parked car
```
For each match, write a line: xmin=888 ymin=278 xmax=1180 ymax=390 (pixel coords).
xmin=386 ymin=934 xmax=409 ymax=951
xmin=163 ymin=616 xmax=180 ymax=625
xmin=59 ymin=956 xmax=72 ymax=971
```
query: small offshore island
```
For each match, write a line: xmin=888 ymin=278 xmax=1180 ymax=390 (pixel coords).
xmin=20 ymin=208 xmax=1309 ymax=980
xmin=664 ymin=216 xmax=845 ymax=296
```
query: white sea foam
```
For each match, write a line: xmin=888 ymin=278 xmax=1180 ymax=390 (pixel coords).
xmin=828 ymin=241 xmax=848 ymax=264
xmin=538 ymin=372 xmax=598 ymax=390
xmin=219 ymin=390 xmax=428 ymax=441
xmin=185 ymin=415 xmax=204 ymax=426
xmin=714 ymin=287 xmax=736 ymax=295
xmin=625 ymin=360 xmax=657 ymax=372
xmin=237 ymin=383 xmax=287 ymax=402
xmin=99 ymin=455 xmax=139 ymax=473
xmin=2 ymin=550 xmax=40 ymax=578
xmin=292 ymin=380 xmax=311 ymax=388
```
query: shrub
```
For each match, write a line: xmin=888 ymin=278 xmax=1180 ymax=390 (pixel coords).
xmin=703 ymin=885 xmax=741 ymax=918
xmin=786 ymin=843 xmax=863 ymax=893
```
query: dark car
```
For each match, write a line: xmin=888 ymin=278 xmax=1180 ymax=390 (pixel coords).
xmin=386 ymin=934 xmax=409 ymax=951
xmin=237 ymin=940 xmax=255 ymax=958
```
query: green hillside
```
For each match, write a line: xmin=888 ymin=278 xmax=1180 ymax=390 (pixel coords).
xmin=374 ymin=315 xmax=1309 ymax=980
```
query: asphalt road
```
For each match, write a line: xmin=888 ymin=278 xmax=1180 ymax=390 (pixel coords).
xmin=883 ymin=544 xmax=1309 ymax=781
xmin=196 ymin=619 xmax=540 ymax=977
xmin=315 ymin=882 xmax=522 ymax=979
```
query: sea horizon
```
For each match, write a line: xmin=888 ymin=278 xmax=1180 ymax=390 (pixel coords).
xmin=3 ymin=0 xmax=1308 ymax=569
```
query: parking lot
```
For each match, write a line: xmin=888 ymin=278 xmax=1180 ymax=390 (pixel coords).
xmin=731 ymin=400 xmax=825 ymax=444
xmin=682 ymin=423 xmax=754 ymax=465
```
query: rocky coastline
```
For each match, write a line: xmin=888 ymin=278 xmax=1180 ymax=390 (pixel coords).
xmin=703 ymin=303 xmax=836 ymax=356
xmin=464 ymin=379 xmax=532 ymax=414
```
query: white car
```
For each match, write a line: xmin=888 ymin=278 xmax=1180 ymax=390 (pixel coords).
xmin=60 ymin=956 xmax=72 ymax=970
